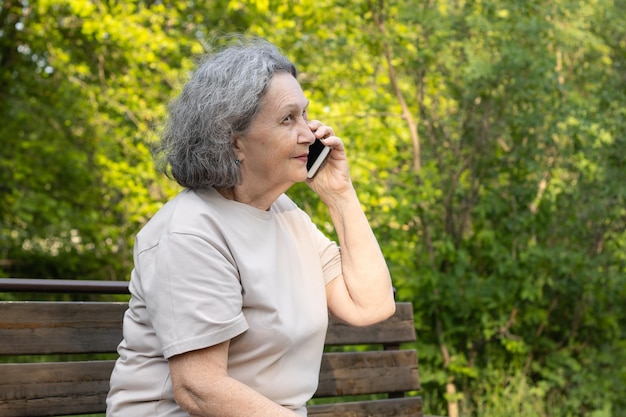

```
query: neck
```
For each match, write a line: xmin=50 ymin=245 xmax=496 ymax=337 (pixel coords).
xmin=217 ymin=186 xmax=283 ymax=211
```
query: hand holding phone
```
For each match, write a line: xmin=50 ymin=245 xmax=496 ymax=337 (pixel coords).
xmin=306 ymin=138 xmax=331 ymax=178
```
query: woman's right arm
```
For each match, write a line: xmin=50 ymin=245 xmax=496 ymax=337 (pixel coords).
xmin=169 ymin=340 xmax=300 ymax=417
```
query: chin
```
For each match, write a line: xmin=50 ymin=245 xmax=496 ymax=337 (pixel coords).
xmin=292 ymin=169 xmax=308 ymax=182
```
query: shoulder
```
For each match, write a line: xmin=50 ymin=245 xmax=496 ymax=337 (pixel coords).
xmin=272 ymin=194 xmax=312 ymax=223
xmin=273 ymin=193 xmax=300 ymax=212
xmin=135 ymin=189 xmax=226 ymax=247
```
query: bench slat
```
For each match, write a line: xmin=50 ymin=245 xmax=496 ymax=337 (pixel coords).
xmin=0 ymin=351 xmax=419 ymax=416
xmin=0 ymin=302 xmax=416 ymax=355
xmin=314 ymin=350 xmax=420 ymax=397
xmin=308 ymin=397 xmax=423 ymax=417
xmin=0 ymin=302 xmax=127 ymax=355
xmin=326 ymin=302 xmax=416 ymax=345
xmin=0 ymin=361 xmax=115 ymax=417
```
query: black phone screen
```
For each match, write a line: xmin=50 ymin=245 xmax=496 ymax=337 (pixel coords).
xmin=307 ymin=139 xmax=327 ymax=171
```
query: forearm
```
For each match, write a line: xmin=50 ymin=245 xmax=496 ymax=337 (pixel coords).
xmin=170 ymin=344 xmax=300 ymax=417
xmin=325 ymin=187 xmax=395 ymax=324
xmin=176 ymin=374 xmax=299 ymax=417
xmin=305 ymin=122 xmax=394 ymax=324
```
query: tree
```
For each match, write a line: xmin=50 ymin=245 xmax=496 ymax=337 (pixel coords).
xmin=1 ymin=0 xmax=624 ymax=415
xmin=354 ymin=1 xmax=626 ymax=415
xmin=0 ymin=0 xmax=243 ymax=279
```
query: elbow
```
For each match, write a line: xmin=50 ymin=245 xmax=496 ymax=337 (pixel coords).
xmin=172 ymin=383 xmax=201 ymax=417
xmin=374 ymin=298 xmax=397 ymax=324
xmin=352 ymin=298 xmax=396 ymax=327
xmin=172 ymin=374 xmax=218 ymax=417
xmin=373 ymin=286 xmax=397 ymax=323
xmin=383 ymin=299 xmax=397 ymax=320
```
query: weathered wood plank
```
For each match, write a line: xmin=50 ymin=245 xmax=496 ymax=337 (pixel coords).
xmin=0 ymin=351 xmax=419 ymax=402
xmin=0 ymin=301 xmax=415 ymax=355
xmin=307 ymin=396 xmax=423 ymax=417
xmin=0 ymin=361 xmax=115 ymax=417
xmin=0 ymin=278 xmax=130 ymax=294
xmin=0 ymin=395 xmax=108 ymax=417
xmin=314 ymin=350 xmax=420 ymax=397
xmin=0 ymin=302 xmax=126 ymax=355
xmin=325 ymin=302 xmax=416 ymax=345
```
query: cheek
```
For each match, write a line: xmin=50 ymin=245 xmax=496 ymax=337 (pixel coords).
xmin=257 ymin=136 xmax=272 ymax=146
xmin=248 ymin=138 xmax=273 ymax=159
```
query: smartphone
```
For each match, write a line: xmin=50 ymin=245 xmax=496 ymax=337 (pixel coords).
xmin=306 ymin=138 xmax=331 ymax=178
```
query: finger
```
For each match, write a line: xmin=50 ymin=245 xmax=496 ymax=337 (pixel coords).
xmin=320 ymin=135 xmax=344 ymax=151
xmin=308 ymin=120 xmax=335 ymax=139
xmin=308 ymin=119 xmax=323 ymax=129
xmin=316 ymin=126 xmax=335 ymax=140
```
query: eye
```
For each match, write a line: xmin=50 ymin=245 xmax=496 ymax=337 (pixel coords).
xmin=302 ymin=109 xmax=309 ymax=121
xmin=283 ymin=114 xmax=293 ymax=123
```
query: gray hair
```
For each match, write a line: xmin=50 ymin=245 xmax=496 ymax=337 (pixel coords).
xmin=153 ymin=37 xmax=297 ymax=189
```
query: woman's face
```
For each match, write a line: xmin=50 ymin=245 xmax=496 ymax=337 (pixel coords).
xmin=234 ymin=72 xmax=316 ymax=194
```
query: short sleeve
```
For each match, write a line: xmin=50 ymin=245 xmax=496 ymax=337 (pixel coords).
xmin=141 ymin=232 xmax=249 ymax=358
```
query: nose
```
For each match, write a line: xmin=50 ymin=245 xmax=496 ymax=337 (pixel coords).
xmin=300 ymin=120 xmax=316 ymax=145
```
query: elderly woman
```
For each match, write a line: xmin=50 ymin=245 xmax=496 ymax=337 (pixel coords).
xmin=106 ymin=37 xmax=395 ymax=417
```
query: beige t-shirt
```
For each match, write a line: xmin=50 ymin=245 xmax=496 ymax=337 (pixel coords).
xmin=106 ymin=188 xmax=341 ymax=416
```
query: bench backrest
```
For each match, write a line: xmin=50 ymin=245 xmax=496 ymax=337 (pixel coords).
xmin=0 ymin=298 xmax=421 ymax=416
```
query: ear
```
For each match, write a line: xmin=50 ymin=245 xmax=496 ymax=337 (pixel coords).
xmin=232 ymin=133 xmax=246 ymax=162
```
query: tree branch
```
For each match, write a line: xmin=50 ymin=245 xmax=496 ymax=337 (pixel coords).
xmin=369 ymin=0 xmax=421 ymax=172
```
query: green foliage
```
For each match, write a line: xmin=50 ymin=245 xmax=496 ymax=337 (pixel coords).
xmin=0 ymin=0 xmax=236 ymax=278
xmin=1 ymin=0 xmax=624 ymax=415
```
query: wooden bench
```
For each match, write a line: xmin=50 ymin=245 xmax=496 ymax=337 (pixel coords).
xmin=0 ymin=278 xmax=423 ymax=417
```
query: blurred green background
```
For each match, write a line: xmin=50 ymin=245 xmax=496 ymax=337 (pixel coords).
xmin=1 ymin=0 xmax=625 ymax=416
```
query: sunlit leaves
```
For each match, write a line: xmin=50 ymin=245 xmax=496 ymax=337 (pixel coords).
xmin=1 ymin=0 xmax=624 ymax=415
